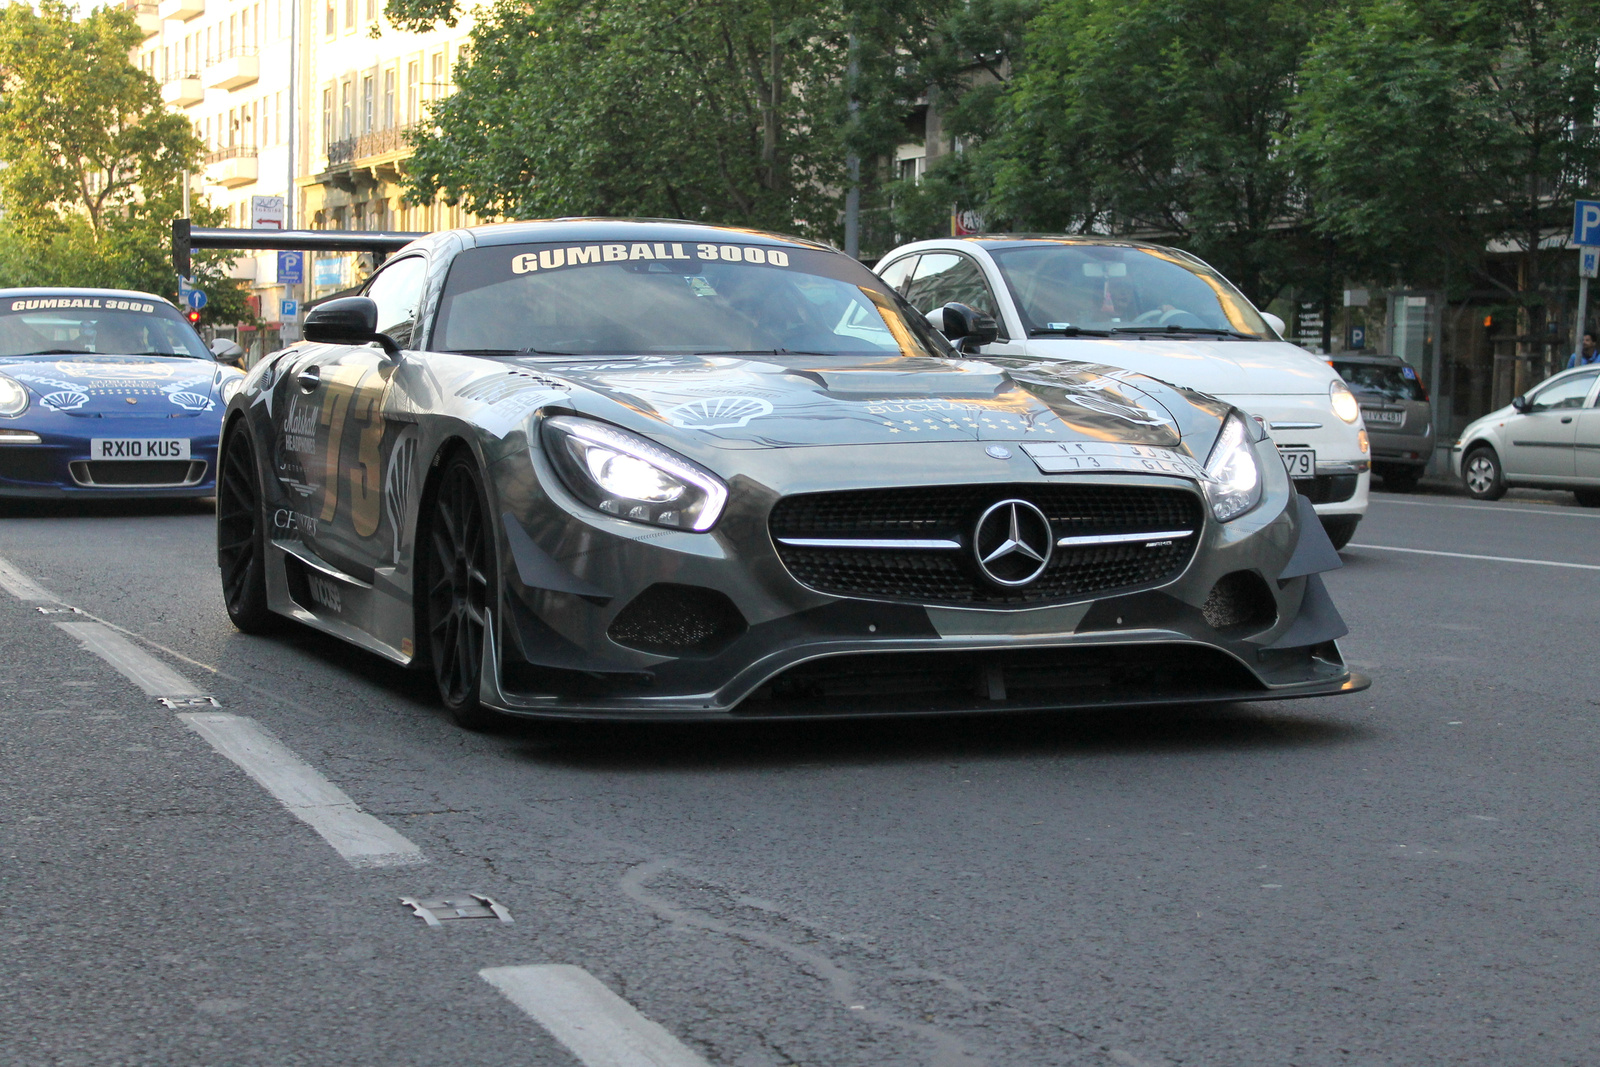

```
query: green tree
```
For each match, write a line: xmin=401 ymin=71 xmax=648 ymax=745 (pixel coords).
xmin=391 ymin=0 xmax=956 ymax=251
xmin=0 ymin=0 xmax=246 ymax=322
xmin=980 ymin=0 xmax=1327 ymax=304
xmin=1293 ymin=0 xmax=1600 ymax=315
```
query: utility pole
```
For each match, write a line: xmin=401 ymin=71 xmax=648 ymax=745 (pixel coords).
xmin=844 ymin=24 xmax=860 ymax=260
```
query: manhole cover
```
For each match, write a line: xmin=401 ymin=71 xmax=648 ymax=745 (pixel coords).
xmin=400 ymin=893 xmax=513 ymax=927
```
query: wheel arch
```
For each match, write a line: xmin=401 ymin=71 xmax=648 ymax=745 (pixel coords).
xmin=407 ymin=433 xmax=486 ymax=670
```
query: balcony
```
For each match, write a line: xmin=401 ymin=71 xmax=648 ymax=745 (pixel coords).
xmin=160 ymin=74 xmax=203 ymax=107
xmin=157 ymin=0 xmax=203 ymax=21
xmin=203 ymin=48 xmax=258 ymax=91
xmin=128 ymin=2 xmax=160 ymax=37
xmin=205 ymin=146 xmax=257 ymax=188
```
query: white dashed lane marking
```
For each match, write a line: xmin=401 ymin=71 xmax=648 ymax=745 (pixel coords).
xmin=1350 ymin=543 xmax=1600 ymax=571
xmin=181 ymin=713 xmax=426 ymax=869
xmin=0 ymin=555 xmax=62 ymax=602
xmin=0 ymin=554 xmax=425 ymax=870
xmin=481 ymin=965 xmax=712 ymax=1067
xmin=54 ymin=620 xmax=207 ymax=698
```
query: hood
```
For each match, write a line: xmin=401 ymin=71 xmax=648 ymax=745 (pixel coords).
xmin=1026 ymin=337 xmax=1338 ymax=397
xmin=0 ymin=354 xmax=222 ymax=417
xmin=494 ymin=351 xmax=1226 ymax=453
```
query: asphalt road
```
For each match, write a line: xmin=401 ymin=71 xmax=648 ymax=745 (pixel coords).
xmin=3 ymin=488 xmax=1599 ymax=1067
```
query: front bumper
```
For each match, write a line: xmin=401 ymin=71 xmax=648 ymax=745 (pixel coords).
xmin=0 ymin=423 xmax=218 ymax=499
xmin=481 ymin=440 xmax=1364 ymax=720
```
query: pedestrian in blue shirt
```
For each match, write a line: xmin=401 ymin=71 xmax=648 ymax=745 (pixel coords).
xmin=1568 ymin=333 xmax=1599 ymax=368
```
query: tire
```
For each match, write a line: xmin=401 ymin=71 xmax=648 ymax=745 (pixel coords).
xmin=1380 ymin=466 xmax=1421 ymax=493
xmin=216 ymin=424 xmax=278 ymax=634
xmin=1320 ymin=515 xmax=1360 ymax=551
xmin=1575 ymin=489 xmax=1600 ymax=508
xmin=1462 ymin=446 xmax=1507 ymax=500
xmin=423 ymin=454 xmax=501 ymax=730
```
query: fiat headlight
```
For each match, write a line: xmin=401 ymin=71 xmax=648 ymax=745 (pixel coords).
xmin=220 ymin=376 xmax=244 ymax=403
xmin=1202 ymin=412 xmax=1263 ymax=522
xmin=541 ymin=415 xmax=728 ymax=531
xmin=0 ymin=374 xmax=28 ymax=417
xmin=1330 ymin=379 xmax=1361 ymax=423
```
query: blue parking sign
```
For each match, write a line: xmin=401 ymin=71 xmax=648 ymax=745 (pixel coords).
xmin=277 ymin=250 xmax=304 ymax=285
xmin=1574 ymin=201 xmax=1600 ymax=246
xmin=280 ymin=299 xmax=299 ymax=318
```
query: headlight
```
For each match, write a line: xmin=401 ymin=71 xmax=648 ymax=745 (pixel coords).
xmin=1330 ymin=379 xmax=1361 ymax=423
xmin=220 ymin=376 xmax=244 ymax=403
xmin=541 ymin=415 xmax=728 ymax=531
xmin=0 ymin=374 xmax=28 ymax=418
xmin=1202 ymin=412 xmax=1263 ymax=522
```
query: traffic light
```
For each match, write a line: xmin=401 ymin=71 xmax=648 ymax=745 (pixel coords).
xmin=186 ymin=308 xmax=201 ymax=326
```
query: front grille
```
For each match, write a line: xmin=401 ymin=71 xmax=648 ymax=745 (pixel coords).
xmin=69 ymin=460 xmax=205 ymax=487
xmin=1293 ymin=474 xmax=1357 ymax=504
xmin=770 ymin=484 xmax=1203 ymax=607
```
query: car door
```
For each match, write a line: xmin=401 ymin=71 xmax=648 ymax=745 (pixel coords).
xmin=1500 ymin=369 xmax=1598 ymax=481
xmin=1573 ymin=376 xmax=1600 ymax=483
xmin=293 ymin=254 xmax=428 ymax=579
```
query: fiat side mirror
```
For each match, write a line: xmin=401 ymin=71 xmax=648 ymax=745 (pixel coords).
xmin=1261 ymin=311 xmax=1287 ymax=336
xmin=932 ymin=302 xmax=999 ymax=353
xmin=303 ymin=296 xmax=401 ymax=358
xmin=1510 ymin=394 xmax=1530 ymax=413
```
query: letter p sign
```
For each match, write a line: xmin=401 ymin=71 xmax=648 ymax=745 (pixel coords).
xmin=1575 ymin=201 xmax=1600 ymax=246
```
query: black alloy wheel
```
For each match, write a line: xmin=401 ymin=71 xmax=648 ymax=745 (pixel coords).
xmin=216 ymin=425 xmax=277 ymax=633
xmin=1463 ymin=446 xmax=1507 ymax=500
xmin=425 ymin=454 xmax=499 ymax=729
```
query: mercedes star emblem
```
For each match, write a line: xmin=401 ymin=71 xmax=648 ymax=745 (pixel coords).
xmin=972 ymin=499 xmax=1053 ymax=586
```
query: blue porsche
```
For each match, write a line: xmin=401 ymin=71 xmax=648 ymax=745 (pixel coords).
xmin=0 ymin=288 xmax=244 ymax=499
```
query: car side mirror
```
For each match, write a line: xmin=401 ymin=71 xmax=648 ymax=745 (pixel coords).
xmin=1261 ymin=311 xmax=1287 ymax=337
xmin=210 ymin=338 xmax=244 ymax=366
xmin=303 ymin=296 xmax=401 ymax=358
xmin=1510 ymin=394 xmax=1530 ymax=413
xmin=932 ymin=302 xmax=999 ymax=353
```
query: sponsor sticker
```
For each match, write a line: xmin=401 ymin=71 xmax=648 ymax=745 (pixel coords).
xmin=510 ymin=242 xmax=792 ymax=275
xmin=7 ymin=298 xmax=156 ymax=313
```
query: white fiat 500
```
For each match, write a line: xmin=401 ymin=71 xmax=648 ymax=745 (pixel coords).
xmin=875 ymin=236 xmax=1370 ymax=547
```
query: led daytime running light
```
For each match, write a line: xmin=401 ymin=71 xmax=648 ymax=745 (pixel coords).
xmin=543 ymin=416 xmax=728 ymax=532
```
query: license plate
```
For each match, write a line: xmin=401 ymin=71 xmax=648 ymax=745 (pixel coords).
xmin=89 ymin=438 xmax=191 ymax=461
xmin=1278 ymin=448 xmax=1315 ymax=478
xmin=1363 ymin=409 xmax=1403 ymax=425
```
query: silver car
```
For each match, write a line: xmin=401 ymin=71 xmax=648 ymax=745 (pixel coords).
xmin=1330 ymin=355 xmax=1433 ymax=492
xmin=1451 ymin=365 xmax=1600 ymax=505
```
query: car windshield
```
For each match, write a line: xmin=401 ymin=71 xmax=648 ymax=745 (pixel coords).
xmin=1333 ymin=361 xmax=1427 ymax=402
xmin=0 ymin=296 xmax=211 ymax=359
xmin=433 ymin=241 xmax=948 ymax=358
xmin=986 ymin=243 xmax=1271 ymax=338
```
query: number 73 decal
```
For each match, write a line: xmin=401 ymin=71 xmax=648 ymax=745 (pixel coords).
xmin=317 ymin=365 xmax=385 ymax=537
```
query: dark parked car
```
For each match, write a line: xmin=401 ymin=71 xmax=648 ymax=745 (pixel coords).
xmin=1331 ymin=354 xmax=1433 ymax=492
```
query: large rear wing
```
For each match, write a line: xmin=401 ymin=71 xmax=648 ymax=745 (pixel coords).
xmin=170 ymin=218 xmax=426 ymax=277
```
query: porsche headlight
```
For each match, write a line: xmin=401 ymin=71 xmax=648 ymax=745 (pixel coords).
xmin=220 ymin=376 xmax=244 ymax=403
xmin=1330 ymin=379 xmax=1361 ymax=423
xmin=1202 ymin=412 xmax=1263 ymax=522
xmin=0 ymin=373 xmax=28 ymax=418
xmin=541 ymin=415 xmax=728 ymax=531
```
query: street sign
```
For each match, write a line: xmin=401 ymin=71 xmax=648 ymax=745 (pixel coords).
xmin=1574 ymin=200 xmax=1600 ymax=246
xmin=1349 ymin=325 xmax=1366 ymax=349
xmin=313 ymin=257 xmax=344 ymax=287
xmin=277 ymin=250 xmax=304 ymax=285
xmin=1581 ymin=248 xmax=1599 ymax=279
xmin=251 ymin=195 xmax=285 ymax=230
xmin=280 ymin=299 xmax=298 ymax=318
xmin=184 ymin=288 xmax=208 ymax=311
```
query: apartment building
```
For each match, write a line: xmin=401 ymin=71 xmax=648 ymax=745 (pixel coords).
xmin=132 ymin=0 xmax=479 ymax=347
xmin=299 ymin=0 xmax=478 ymax=300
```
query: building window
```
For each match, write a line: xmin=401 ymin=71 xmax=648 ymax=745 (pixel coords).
xmin=323 ymin=87 xmax=333 ymax=147
xmin=383 ymin=68 xmax=395 ymax=128
xmin=406 ymin=60 xmax=418 ymax=121
xmin=340 ymin=81 xmax=352 ymax=139
xmin=364 ymin=0 xmax=376 ymax=19
xmin=345 ymin=0 xmax=355 ymax=29
xmin=430 ymin=51 xmax=444 ymax=99
xmin=361 ymin=75 xmax=374 ymax=134
xmin=325 ymin=0 xmax=335 ymax=35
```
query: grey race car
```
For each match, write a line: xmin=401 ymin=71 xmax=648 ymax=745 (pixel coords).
xmin=216 ymin=219 xmax=1366 ymax=726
